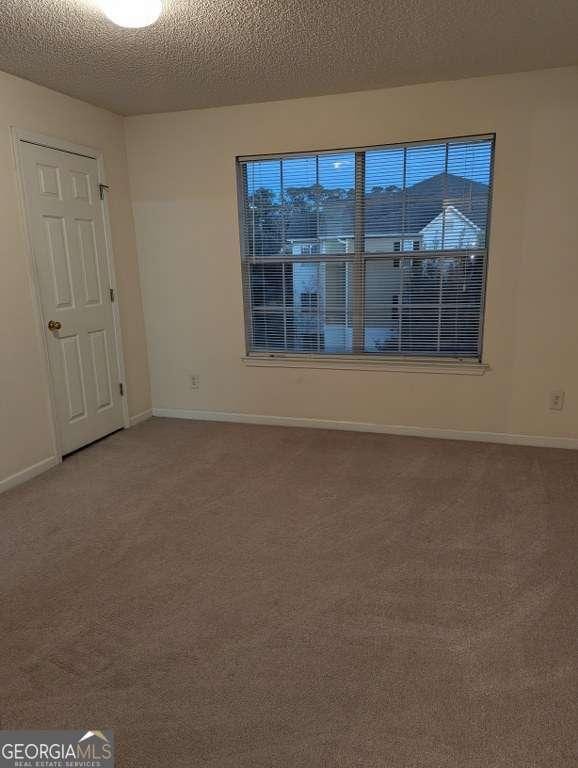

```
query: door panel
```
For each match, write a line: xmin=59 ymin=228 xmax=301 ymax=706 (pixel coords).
xmin=20 ymin=141 xmax=124 ymax=454
xmin=37 ymin=163 xmax=62 ymax=198
xmin=88 ymin=329 xmax=113 ymax=411
xmin=70 ymin=170 xmax=92 ymax=203
xmin=76 ymin=218 xmax=102 ymax=306
xmin=61 ymin=333 xmax=87 ymax=422
xmin=44 ymin=216 xmax=75 ymax=308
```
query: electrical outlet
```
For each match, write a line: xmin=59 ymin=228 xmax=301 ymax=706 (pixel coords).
xmin=549 ymin=389 xmax=564 ymax=411
xmin=190 ymin=374 xmax=200 ymax=390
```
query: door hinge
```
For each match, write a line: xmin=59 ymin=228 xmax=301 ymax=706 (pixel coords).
xmin=109 ymin=287 xmax=115 ymax=302
xmin=98 ymin=183 xmax=110 ymax=200
xmin=119 ymin=382 xmax=124 ymax=396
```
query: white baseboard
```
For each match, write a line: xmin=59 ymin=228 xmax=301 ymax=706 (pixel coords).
xmin=0 ymin=455 xmax=60 ymax=494
xmin=152 ymin=408 xmax=578 ymax=450
xmin=129 ymin=409 xmax=153 ymax=427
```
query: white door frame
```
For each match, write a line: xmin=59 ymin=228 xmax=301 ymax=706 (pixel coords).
xmin=11 ymin=128 xmax=130 ymax=462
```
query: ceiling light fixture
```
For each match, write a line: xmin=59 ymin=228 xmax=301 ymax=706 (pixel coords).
xmin=99 ymin=0 xmax=162 ymax=28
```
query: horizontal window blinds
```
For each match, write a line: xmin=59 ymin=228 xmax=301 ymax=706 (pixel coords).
xmin=238 ymin=135 xmax=494 ymax=359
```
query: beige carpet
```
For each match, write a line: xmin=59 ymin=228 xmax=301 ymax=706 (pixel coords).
xmin=0 ymin=417 xmax=576 ymax=767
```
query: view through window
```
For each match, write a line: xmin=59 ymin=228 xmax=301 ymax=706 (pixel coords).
xmin=237 ymin=135 xmax=494 ymax=359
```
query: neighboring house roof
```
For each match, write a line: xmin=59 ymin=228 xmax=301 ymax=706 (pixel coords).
xmin=284 ymin=172 xmax=489 ymax=239
xmin=408 ymin=173 xmax=489 ymax=229
xmin=421 ymin=204 xmax=482 ymax=233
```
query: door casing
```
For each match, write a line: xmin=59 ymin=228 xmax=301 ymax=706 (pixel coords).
xmin=11 ymin=128 xmax=130 ymax=462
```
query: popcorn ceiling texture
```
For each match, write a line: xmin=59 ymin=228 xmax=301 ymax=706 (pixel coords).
xmin=1 ymin=0 xmax=577 ymax=116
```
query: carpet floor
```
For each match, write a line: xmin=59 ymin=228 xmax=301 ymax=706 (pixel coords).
xmin=0 ymin=417 xmax=576 ymax=767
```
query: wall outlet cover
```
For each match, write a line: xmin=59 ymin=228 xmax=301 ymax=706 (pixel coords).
xmin=549 ymin=389 xmax=565 ymax=411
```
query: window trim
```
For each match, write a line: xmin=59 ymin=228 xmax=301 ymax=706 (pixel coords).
xmin=242 ymin=354 xmax=489 ymax=375
xmin=237 ymin=133 xmax=496 ymax=366
xmin=237 ymin=133 xmax=495 ymax=164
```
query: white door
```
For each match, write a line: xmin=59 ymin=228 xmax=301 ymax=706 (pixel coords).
xmin=19 ymin=141 xmax=125 ymax=455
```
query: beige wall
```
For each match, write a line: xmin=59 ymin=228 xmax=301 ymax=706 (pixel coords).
xmin=0 ymin=71 xmax=150 ymax=485
xmin=3 ymin=66 xmax=574 ymax=489
xmin=125 ymin=66 xmax=578 ymax=441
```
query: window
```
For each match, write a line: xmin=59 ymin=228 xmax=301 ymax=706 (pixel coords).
xmin=238 ymin=135 xmax=494 ymax=360
xmin=300 ymin=291 xmax=319 ymax=313
xmin=293 ymin=242 xmax=319 ymax=256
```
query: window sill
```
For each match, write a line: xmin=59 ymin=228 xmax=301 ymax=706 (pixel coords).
xmin=242 ymin=354 xmax=489 ymax=375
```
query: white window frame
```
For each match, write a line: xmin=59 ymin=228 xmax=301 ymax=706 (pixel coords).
xmin=237 ymin=134 xmax=495 ymax=375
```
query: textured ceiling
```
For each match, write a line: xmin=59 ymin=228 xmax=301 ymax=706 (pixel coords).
xmin=1 ymin=0 xmax=577 ymax=116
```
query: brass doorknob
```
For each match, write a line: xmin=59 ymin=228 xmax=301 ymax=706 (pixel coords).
xmin=47 ymin=320 xmax=62 ymax=331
